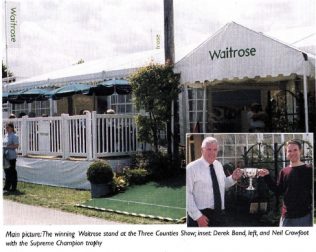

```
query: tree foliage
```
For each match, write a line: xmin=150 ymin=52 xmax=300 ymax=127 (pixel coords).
xmin=129 ymin=63 xmax=180 ymax=152
xmin=2 ymin=62 xmax=13 ymax=78
xmin=75 ymin=59 xmax=85 ymax=65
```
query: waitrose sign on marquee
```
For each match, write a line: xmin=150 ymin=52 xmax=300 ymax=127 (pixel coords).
xmin=209 ymin=47 xmax=256 ymax=60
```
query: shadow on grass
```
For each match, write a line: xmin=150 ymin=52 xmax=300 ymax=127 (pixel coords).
xmin=3 ymin=190 xmax=25 ymax=196
xmin=153 ymin=172 xmax=186 ymax=188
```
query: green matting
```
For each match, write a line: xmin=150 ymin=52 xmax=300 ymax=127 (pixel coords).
xmin=77 ymin=182 xmax=186 ymax=222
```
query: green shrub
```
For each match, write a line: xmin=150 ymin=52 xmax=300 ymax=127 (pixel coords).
xmin=129 ymin=148 xmax=186 ymax=181
xmin=87 ymin=160 xmax=114 ymax=184
xmin=124 ymin=168 xmax=149 ymax=185
xmin=130 ymin=151 xmax=174 ymax=180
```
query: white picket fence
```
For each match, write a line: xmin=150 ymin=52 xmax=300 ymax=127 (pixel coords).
xmin=3 ymin=112 xmax=141 ymax=160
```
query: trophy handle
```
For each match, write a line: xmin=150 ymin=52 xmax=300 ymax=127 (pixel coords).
xmin=240 ymin=169 xmax=246 ymax=178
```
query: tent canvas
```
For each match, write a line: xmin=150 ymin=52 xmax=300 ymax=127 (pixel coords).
xmin=3 ymin=43 xmax=196 ymax=93
xmin=175 ymin=22 xmax=315 ymax=84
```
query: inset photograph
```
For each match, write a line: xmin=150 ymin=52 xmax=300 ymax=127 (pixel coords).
xmin=186 ymin=133 xmax=314 ymax=227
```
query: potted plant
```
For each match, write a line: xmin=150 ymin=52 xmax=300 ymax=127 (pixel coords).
xmin=87 ymin=160 xmax=114 ymax=198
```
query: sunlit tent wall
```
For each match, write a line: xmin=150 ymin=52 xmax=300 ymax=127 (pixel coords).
xmin=2 ymin=50 xmax=170 ymax=117
xmin=3 ymin=43 xmax=200 ymax=117
xmin=175 ymin=22 xmax=315 ymax=144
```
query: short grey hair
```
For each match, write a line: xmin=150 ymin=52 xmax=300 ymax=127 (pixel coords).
xmin=201 ymin=136 xmax=218 ymax=148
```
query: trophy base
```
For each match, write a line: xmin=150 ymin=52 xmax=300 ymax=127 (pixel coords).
xmin=246 ymin=186 xmax=255 ymax=190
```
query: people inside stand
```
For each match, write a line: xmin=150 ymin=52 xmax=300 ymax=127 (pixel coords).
xmin=106 ymin=109 xmax=115 ymax=114
xmin=78 ymin=110 xmax=90 ymax=153
xmin=79 ymin=109 xmax=90 ymax=116
xmin=247 ymin=103 xmax=266 ymax=132
xmin=3 ymin=123 xmax=19 ymax=193
xmin=106 ymin=109 xmax=117 ymax=151
xmin=28 ymin=111 xmax=36 ymax=118
xmin=258 ymin=140 xmax=313 ymax=227
xmin=18 ymin=112 xmax=26 ymax=118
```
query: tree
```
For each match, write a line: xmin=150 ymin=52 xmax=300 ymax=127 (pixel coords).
xmin=129 ymin=63 xmax=180 ymax=153
xmin=2 ymin=62 xmax=13 ymax=78
xmin=74 ymin=59 xmax=85 ymax=65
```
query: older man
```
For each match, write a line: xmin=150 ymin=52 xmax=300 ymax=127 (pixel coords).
xmin=187 ymin=136 xmax=242 ymax=227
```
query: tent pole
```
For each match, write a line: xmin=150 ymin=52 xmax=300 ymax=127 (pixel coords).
xmin=4 ymin=0 xmax=9 ymax=82
xmin=93 ymin=93 xmax=96 ymax=111
xmin=171 ymin=100 xmax=174 ymax=154
xmin=202 ymin=84 xmax=206 ymax=132
xmin=303 ymin=74 xmax=309 ymax=132
xmin=49 ymin=98 xmax=53 ymax=116
xmin=184 ymin=84 xmax=190 ymax=133
xmin=67 ymin=96 xmax=73 ymax=115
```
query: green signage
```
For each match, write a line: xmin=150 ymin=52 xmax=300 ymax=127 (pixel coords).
xmin=209 ymin=47 xmax=256 ymax=60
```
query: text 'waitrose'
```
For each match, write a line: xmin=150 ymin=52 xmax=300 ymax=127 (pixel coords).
xmin=209 ymin=47 xmax=256 ymax=60
xmin=9 ymin=7 xmax=18 ymax=42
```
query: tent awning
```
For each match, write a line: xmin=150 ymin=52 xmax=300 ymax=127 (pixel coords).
xmin=48 ymin=83 xmax=91 ymax=100
xmin=2 ymin=92 xmax=9 ymax=103
xmin=19 ymin=88 xmax=53 ymax=102
xmin=103 ymin=79 xmax=132 ymax=95
xmin=88 ymin=79 xmax=132 ymax=96
xmin=174 ymin=22 xmax=315 ymax=84
xmin=5 ymin=88 xmax=57 ymax=104
xmin=3 ymin=80 xmax=132 ymax=104
xmin=7 ymin=90 xmax=28 ymax=104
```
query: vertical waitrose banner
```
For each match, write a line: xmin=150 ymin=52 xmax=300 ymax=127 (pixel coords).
xmin=6 ymin=1 xmax=20 ymax=48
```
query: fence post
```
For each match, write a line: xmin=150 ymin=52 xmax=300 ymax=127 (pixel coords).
xmin=86 ymin=111 xmax=93 ymax=160
xmin=91 ymin=111 xmax=97 ymax=160
xmin=61 ymin=114 xmax=70 ymax=159
xmin=21 ymin=116 xmax=28 ymax=156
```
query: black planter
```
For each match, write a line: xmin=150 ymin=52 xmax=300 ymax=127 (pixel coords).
xmin=90 ymin=183 xmax=112 ymax=198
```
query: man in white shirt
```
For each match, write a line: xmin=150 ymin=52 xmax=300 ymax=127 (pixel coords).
xmin=187 ymin=136 xmax=242 ymax=227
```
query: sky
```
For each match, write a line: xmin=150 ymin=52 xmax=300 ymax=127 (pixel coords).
xmin=1 ymin=0 xmax=315 ymax=80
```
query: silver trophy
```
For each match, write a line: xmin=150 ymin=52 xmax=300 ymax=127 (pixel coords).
xmin=241 ymin=168 xmax=258 ymax=190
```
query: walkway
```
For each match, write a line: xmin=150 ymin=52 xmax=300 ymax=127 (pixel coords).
xmin=3 ymin=200 xmax=120 ymax=225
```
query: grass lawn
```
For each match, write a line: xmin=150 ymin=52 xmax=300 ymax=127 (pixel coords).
xmin=79 ymin=182 xmax=186 ymax=221
xmin=3 ymin=181 xmax=182 ymax=224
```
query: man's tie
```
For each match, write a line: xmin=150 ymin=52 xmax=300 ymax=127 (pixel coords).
xmin=209 ymin=164 xmax=221 ymax=211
